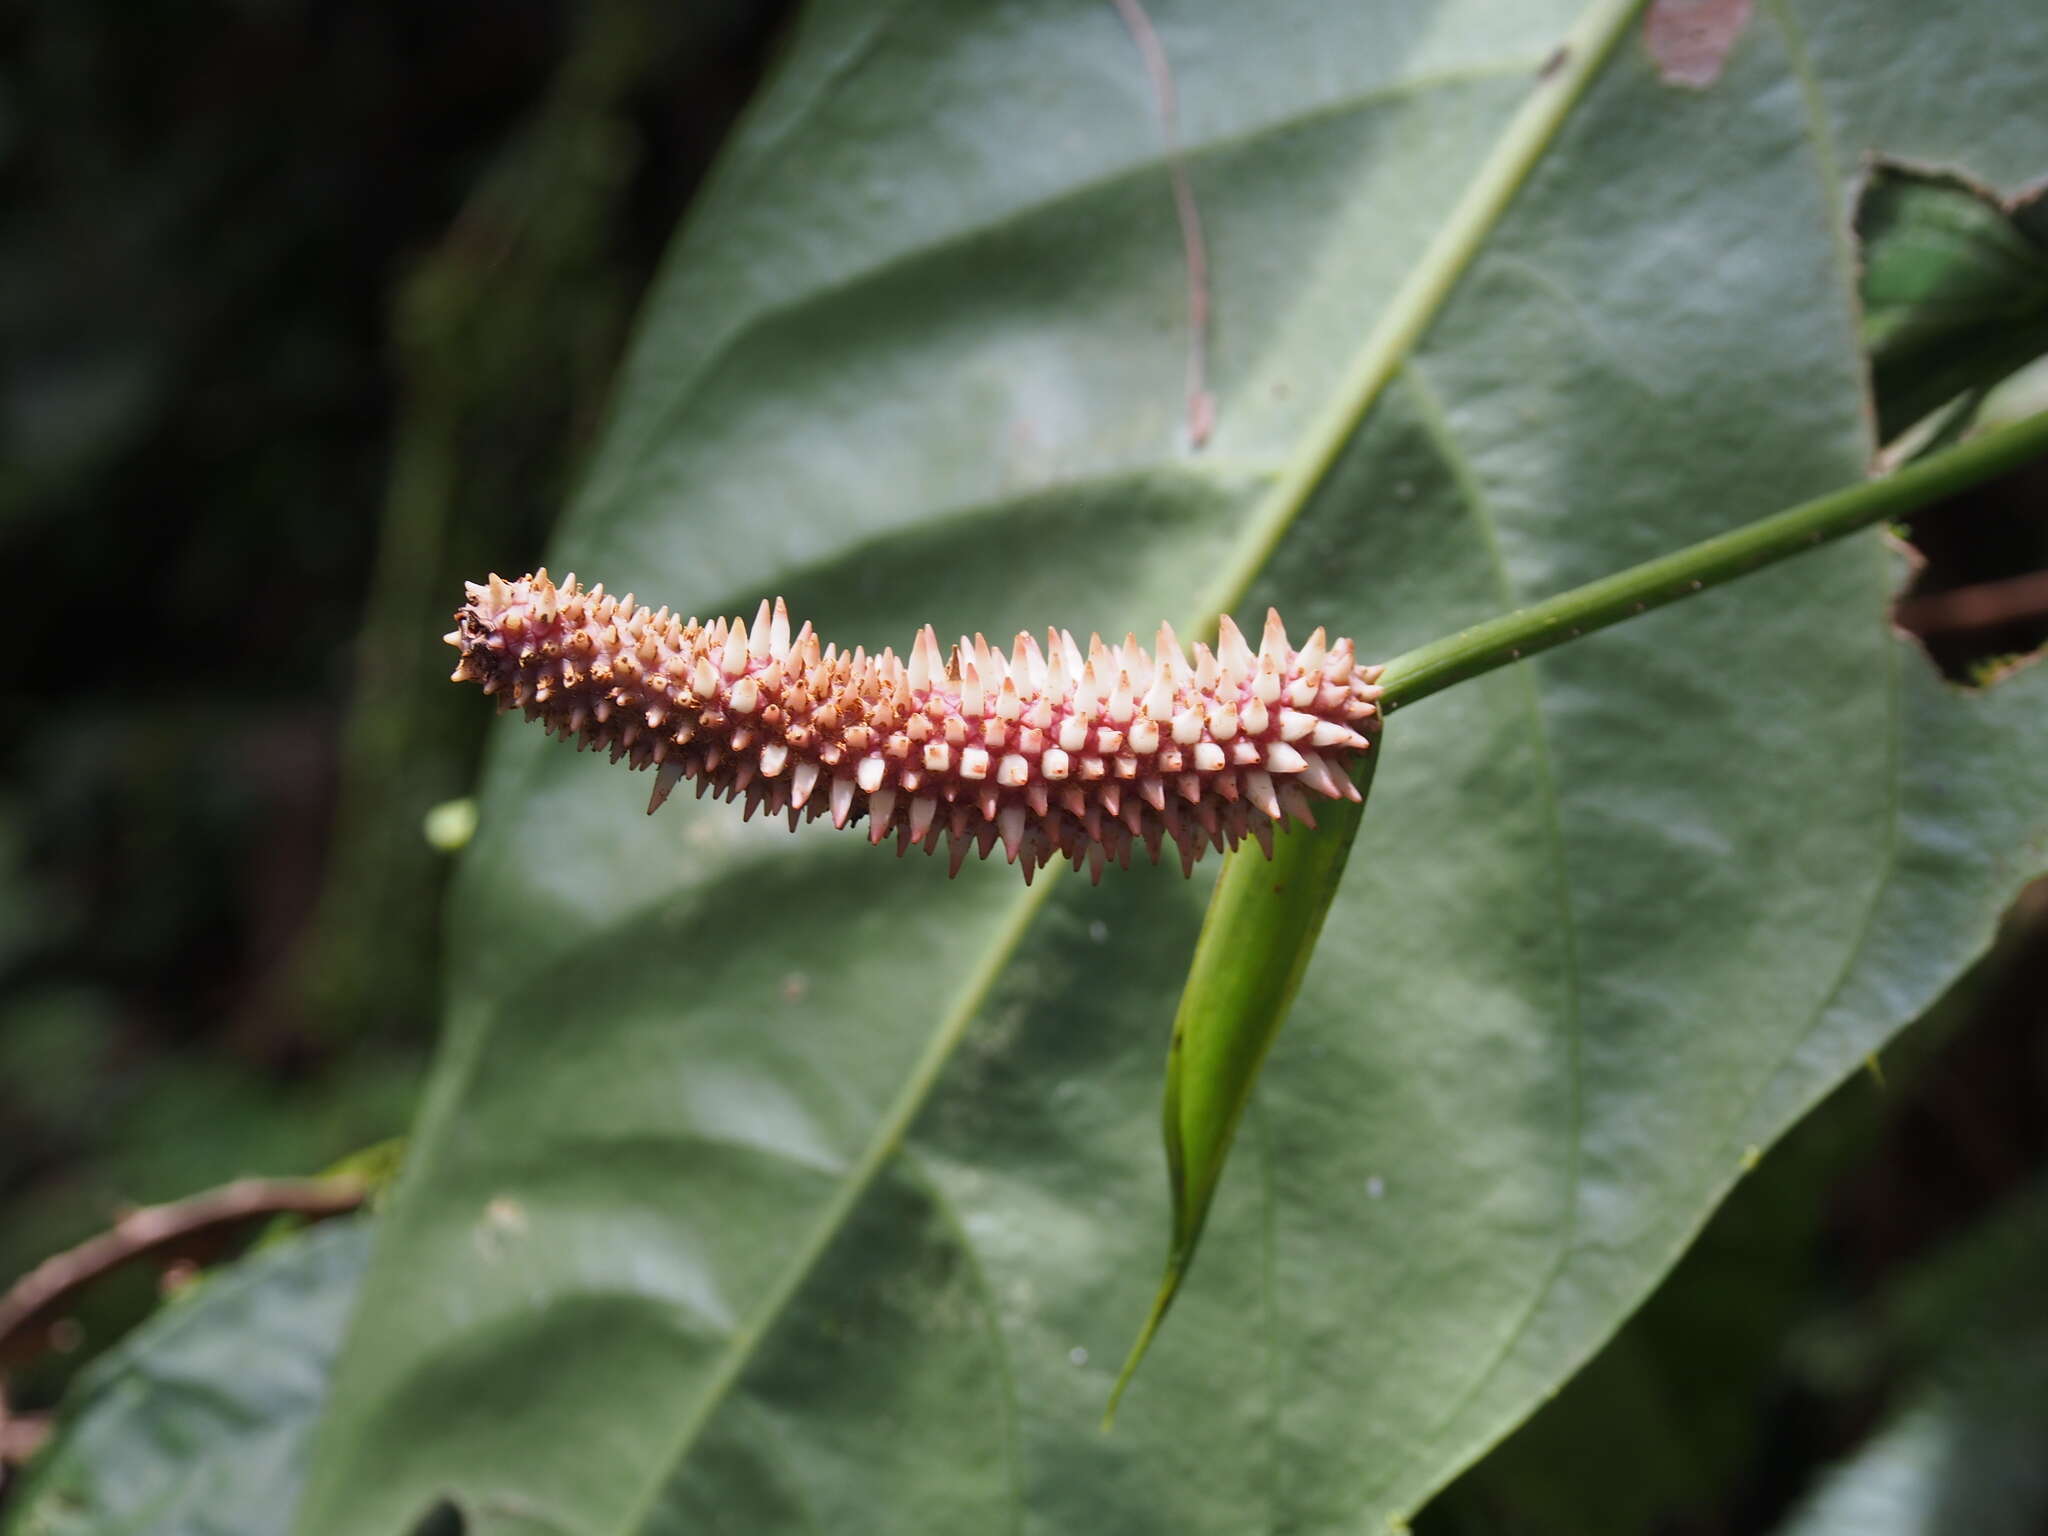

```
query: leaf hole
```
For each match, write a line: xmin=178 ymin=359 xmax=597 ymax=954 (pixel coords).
xmin=1856 ymin=166 xmax=2048 ymax=448
xmin=1892 ymin=447 xmax=2048 ymax=688
xmin=1858 ymin=163 xmax=2048 ymax=685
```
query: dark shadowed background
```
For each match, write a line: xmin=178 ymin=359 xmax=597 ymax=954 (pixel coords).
xmin=0 ymin=0 xmax=791 ymax=1424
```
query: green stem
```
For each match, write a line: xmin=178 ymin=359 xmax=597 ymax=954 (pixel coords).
xmin=1378 ymin=410 xmax=2048 ymax=710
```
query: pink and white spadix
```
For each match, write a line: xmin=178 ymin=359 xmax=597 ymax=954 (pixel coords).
xmin=447 ymin=570 xmax=1383 ymax=882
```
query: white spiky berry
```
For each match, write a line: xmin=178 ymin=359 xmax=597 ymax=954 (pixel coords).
xmin=447 ymin=570 xmax=1383 ymax=882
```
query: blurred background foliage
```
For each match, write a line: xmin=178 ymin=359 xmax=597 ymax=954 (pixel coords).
xmin=0 ymin=2 xmax=2044 ymax=1530
xmin=0 ymin=0 xmax=793 ymax=1424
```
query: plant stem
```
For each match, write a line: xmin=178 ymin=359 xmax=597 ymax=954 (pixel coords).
xmin=1378 ymin=411 xmax=2048 ymax=710
xmin=0 ymin=1176 xmax=368 ymax=1362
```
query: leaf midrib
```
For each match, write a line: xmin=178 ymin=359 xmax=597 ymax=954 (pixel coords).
xmin=615 ymin=3 xmax=1649 ymax=1526
xmin=600 ymin=59 xmax=1540 ymax=518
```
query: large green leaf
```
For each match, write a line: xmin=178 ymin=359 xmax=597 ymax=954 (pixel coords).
xmin=301 ymin=2 xmax=2048 ymax=1531
xmin=6 ymin=1219 xmax=370 ymax=1535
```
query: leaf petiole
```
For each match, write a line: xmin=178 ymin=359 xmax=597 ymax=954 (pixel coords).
xmin=1377 ymin=409 xmax=2048 ymax=710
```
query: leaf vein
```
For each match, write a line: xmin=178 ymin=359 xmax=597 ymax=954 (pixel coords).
xmin=898 ymin=1147 xmax=1028 ymax=1536
xmin=614 ymin=882 xmax=1057 ymax=1533
xmin=1370 ymin=361 xmax=1587 ymax=1512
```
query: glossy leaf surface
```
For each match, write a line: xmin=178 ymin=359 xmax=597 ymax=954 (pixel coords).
xmin=6 ymin=1220 xmax=369 ymax=1535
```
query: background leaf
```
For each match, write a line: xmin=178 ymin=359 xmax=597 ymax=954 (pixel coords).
xmin=1859 ymin=166 xmax=2048 ymax=443
xmin=301 ymin=2 xmax=2048 ymax=1532
xmin=5 ymin=1219 xmax=369 ymax=1535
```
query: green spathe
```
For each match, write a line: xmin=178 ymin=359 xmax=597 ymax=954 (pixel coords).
xmin=1110 ymin=730 xmax=1383 ymax=1422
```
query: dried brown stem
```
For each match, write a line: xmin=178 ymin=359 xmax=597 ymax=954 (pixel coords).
xmin=0 ymin=1176 xmax=366 ymax=1370
xmin=1895 ymin=568 xmax=2048 ymax=635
